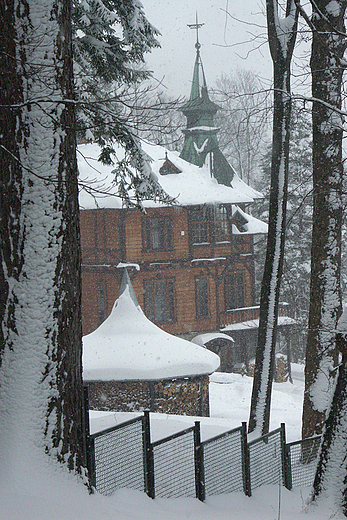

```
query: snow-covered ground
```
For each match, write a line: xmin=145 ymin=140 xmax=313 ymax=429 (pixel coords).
xmin=2 ymin=365 xmax=345 ymax=519
xmin=90 ymin=365 xmax=304 ymax=443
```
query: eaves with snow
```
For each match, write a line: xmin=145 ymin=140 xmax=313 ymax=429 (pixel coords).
xmin=221 ymin=316 xmax=296 ymax=332
xmin=78 ymin=141 xmax=265 ymax=212
xmin=82 ymin=271 xmax=220 ymax=381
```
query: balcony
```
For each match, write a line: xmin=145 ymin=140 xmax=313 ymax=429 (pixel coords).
xmin=220 ymin=303 xmax=291 ymax=330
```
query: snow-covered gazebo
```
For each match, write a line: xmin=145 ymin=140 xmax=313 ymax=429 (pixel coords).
xmin=83 ymin=270 xmax=220 ymax=416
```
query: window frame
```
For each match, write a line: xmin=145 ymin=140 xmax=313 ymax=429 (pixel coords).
xmin=190 ymin=206 xmax=212 ymax=245
xmin=189 ymin=205 xmax=231 ymax=245
xmin=143 ymin=215 xmax=173 ymax=252
xmin=224 ymin=271 xmax=245 ymax=310
xmin=214 ymin=205 xmax=230 ymax=243
xmin=195 ymin=276 xmax=209 ymax=318
xmin=143 ymin=277 xmax=176 ymax=324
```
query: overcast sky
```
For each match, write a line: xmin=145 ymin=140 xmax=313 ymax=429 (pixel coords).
xmin=141 ymin=0 xmax=273 ymax=99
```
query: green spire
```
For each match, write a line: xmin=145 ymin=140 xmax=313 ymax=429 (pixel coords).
xmin=190 ymin=49 xmax=200 ymax=100
xmin=179 ymin=17 xmax=235 ymax=187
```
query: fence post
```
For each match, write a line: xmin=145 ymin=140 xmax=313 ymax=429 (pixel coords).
xmin=88 ymin=436 xmax=96 ymax=489
xmin=82 ymin=385 xmax=90 ymax=469
xmin=83 ymin=385 xmax=96 ymax=489
xmin=280 ymin=423 xmax=291 ymax=490
xmin=241 ymin=422 xmax=251 ymax=497
xmin=143 ymin=411 xmax=155 ymax=499
xmin=194 ymin=421 xmax=205 ymax=502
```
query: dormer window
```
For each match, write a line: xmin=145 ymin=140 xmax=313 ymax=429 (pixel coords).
xmin=159 ymin=153 xmax=182 ymax=175
xmin=231 ymin=210 xmax=248 ymax=233
xmin=143 ymin=216 xmax=173 ymax=252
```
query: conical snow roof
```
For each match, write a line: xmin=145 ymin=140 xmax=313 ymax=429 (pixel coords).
xmin=83 ymin=270 xmax=220 ymax=381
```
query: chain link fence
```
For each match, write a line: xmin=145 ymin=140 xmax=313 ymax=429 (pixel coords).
xmin=152 ymin=427 xmax=196 ymax=498
xmin=248 ymin=427 xmax=284 ymax=490
xmin=202 ymin=426 xmax=245 ymax=495
xmin=89 ymin=416 xmax=145 ymax=496
xmin=286 ymin=436 xmax=321 ymax=489
xmin=86 ymin=411 xmax=322 ymax=500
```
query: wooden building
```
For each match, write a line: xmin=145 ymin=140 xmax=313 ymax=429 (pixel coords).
xmin=78 ymin=38 xmax=292 ymax=371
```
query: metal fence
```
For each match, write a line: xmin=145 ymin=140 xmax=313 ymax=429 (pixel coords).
xmin=88 ymin=416 xmax=145 ymax=496
xmin=201 ymin=425 xmax=245 ymax=496
xmin=248 ymin=426 xmax=285 ymax=491
xmin=86 ymin=411 xmax=321 ymax=500
xmin=152 ymin=426 xmax=196 ymax=498
xmin=286 ymin=436 xmax=321 ymax=489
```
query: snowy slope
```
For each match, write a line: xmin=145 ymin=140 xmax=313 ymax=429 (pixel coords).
xmin=2 ymin=364 xmax=345 ymax=519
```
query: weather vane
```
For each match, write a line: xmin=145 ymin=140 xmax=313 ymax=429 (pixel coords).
xmin=188 ymin=12 xmax=204 ymax=50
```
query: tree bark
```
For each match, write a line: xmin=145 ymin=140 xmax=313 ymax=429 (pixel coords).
xmin=302 ymin=0 xmax=346 ymax=439
xmin=249 ymin=0 xmax=298 ymax=435
xmin=0 ymin=0 xmax=85 ymax=482
xmin=312 ymin=333 xmax=347 ymax=513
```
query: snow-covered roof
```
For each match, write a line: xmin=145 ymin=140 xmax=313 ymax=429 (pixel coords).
xmin=221 ymin=316 xmax=296 ymax=332
xmin=232 ymin=205 xmax=268 ymax=235
xmin=78 ymin=141 xmax=263 ymax=210
xmin=191 ymin=333 xmax=235 ymax=346
xmin=83 ymin=271 xmax=220 ymax=381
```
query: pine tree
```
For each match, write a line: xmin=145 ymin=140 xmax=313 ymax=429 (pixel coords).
xmin=255 ymin=106 xmax=312 ymax=363
xmin=72 ymin=0 xmax=172 ymax=208
xmin=0 ymin=0 xmax=85 ymax=481
xmin=0 ymin=0 xmax=162 ymax=487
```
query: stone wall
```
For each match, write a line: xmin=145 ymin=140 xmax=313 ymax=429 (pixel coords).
xmin=87 ymin=374 xmax=210 ymax=416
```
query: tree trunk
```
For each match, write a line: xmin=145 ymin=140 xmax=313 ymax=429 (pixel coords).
xmin=312 ymin=332 xmax=347 ymax=513
xmin=0 ymin=0 xmax=85 ymax=483
xmin=302 ymin=0 xmax=346 ymax=439
xmin=248 ymin=0 xmax=298 ymax=436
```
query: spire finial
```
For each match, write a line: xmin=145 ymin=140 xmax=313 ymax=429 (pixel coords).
xmin=188 ymin=12 xmax=204 ymax=52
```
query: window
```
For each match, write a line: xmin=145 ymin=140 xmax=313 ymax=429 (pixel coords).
xmin=224 ymin=272 xmax=245 ymax=310
xmin=143 ymin=217 xmax=173 ymax=251
xmin=190 ymin=205 xmax=230 ymax=245
xmin=215 ymin=205 xmax=229 ymax=242
xmin=144 ymin=278 xmax=175 ymax=323
xmin=195 ymin=277 xmax=209 ymax=318
xmin=190 ymin=207 xmax=211 ymax=244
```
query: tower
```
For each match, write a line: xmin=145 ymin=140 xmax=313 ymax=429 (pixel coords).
xmin=180 ymin=17 xmax=236 ymax=187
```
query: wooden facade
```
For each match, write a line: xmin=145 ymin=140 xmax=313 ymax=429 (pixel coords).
xmin=81 ymin=204 xmax=256 ymax=339
xmin=79 ymin=36 xmax=275 ymax=372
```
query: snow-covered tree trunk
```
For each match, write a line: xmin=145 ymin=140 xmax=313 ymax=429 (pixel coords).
xmin=311 ymin=312 xmax=347 ymax=514
xmin=302 ymin=0 xmax=346 ymax=439
xmin=248 ymin=0 xmax=298 ymax=436
xmin=0 ymin=0 xmax=85 ymax=486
